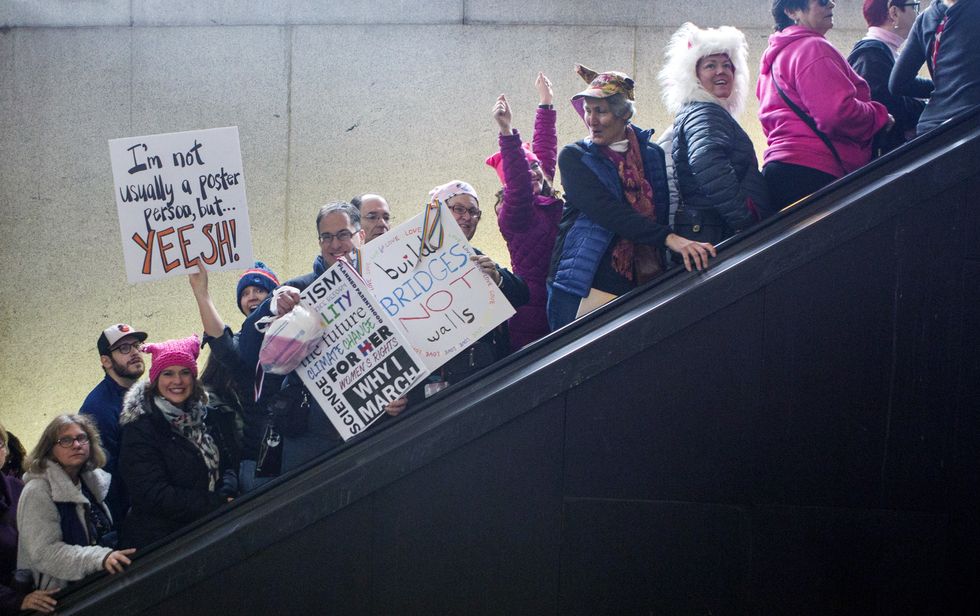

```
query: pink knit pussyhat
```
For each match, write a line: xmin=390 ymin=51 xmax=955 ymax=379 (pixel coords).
xmin=143 ymin=335 xmax=201 ymax=383
xmin=485 ymin=143 xmax=541 ymax=185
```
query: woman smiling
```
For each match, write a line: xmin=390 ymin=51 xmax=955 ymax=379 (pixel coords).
xmin=118 ymin=336 xmax=237 ymax=549
xmin=659 ymin=23 xmax=772 ymax=246
xmin=547 ymin=65 xmax=716 ymax=330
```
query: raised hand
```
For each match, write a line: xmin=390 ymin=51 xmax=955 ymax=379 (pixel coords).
xmin=535 ymin=72 xmax=553 ymax=106
xmin=493 ymin=94 xmax=512 ymax=135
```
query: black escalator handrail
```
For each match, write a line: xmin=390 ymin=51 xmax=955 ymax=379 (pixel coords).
xmin=53 ymin=105 xmax=980 ymax=614
xmin=536 ymin=103 xmax=980 ymax=344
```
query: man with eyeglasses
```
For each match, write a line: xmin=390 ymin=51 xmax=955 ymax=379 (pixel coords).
xmin=350 ymin=193 xmax=392 ymax=243
xmin=239 ymin=202 xmax=367 ymax=473
xmin=79 ymin=323 xmax=148 ymax=522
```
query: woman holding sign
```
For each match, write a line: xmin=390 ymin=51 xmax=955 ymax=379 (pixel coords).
xmin=409 ymin=181 xmax=529 ymax=400
xmin=546 ymin=65 xmax=716 ymax=332
xmin=118 ymin=336 xmax=237 ymax=549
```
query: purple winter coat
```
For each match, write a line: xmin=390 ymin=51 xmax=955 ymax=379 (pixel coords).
xmin=497 ymin=107 xmax=564 ymax=351
xmin=1 ymin=473 xmax=25 ymax=615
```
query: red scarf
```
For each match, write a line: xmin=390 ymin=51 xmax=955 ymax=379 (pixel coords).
xmin=601 ymin=126 xmax=657 ymax=280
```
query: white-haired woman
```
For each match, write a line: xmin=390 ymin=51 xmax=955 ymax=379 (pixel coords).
xmin=547 ymin=66 xmax=716 ymax=331
xmin=659 ymin=23 xmax=772 ymax=246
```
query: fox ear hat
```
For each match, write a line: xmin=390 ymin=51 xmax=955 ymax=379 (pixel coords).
xmin=572 ymin=64 xmax=636 ymax=101
xmin=658 ymin=22 xmax=749 ymax=117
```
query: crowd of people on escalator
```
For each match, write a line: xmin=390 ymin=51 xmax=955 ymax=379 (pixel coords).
xmin=3 ymin=0 xmax=978 ymax=610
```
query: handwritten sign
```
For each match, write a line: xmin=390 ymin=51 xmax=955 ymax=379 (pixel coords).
xmin=361 ymin=203 xmax=516 ymax=372
xmin=108 ymin=127 xmax=253 ymax=283
xmin=296 ymin=262 xmax=427 ymax=440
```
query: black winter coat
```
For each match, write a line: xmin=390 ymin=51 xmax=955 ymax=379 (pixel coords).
xmin=118 ymin=383 xmax=237 ymax=550
xmin=671 ymin=101 xmax=771 ymax=241
xmin=848 ymin=39 xmax=926 ymax=156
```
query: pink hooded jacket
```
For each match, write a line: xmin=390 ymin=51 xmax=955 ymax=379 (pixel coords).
xmin=757 ymin=26 xmax=889 ymax=178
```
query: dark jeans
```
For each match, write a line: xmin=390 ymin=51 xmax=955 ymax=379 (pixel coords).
xmin=763 ymin=161 xmax=837 ymax=211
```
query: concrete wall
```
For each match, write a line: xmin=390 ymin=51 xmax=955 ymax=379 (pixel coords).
xmin=0 ymin=1 xmax=873 ymax=444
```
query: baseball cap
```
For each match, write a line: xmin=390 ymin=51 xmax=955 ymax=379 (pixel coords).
xmin=97 ymin=323 xmax=148 ymax=356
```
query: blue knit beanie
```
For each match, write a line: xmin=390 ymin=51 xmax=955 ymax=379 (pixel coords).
xmin=236 ymin=261 xmax=279 ymax=314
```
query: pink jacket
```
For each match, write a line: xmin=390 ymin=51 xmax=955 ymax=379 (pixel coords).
xmin=757 ymin=26 xmax=889 ymax=178
xmin=496 ymin=107 xmax=563 ymax=351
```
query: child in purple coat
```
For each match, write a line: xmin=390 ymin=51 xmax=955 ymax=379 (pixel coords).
xmin=486 ymin=73 xmax=565 ymax=351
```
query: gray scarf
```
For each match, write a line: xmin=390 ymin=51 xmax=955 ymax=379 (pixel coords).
xmin=155 ymin=395 xmax=220 ymax=491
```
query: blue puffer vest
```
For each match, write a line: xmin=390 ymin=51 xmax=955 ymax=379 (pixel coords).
xmin=552 ymin=127 xmax=669 ymax=297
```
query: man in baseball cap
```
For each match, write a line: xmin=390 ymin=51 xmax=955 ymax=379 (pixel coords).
xmin=80 ymin=323 xmax=148 ymax=522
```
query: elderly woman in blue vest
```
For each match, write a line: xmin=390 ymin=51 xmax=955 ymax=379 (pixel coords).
xmin=546 ymin=66 xmax=717 ymax=330
xmin=16 ymin=415 xmax=134 ymax=593
xmin=659 ymin=23 xmax=771 ymax=246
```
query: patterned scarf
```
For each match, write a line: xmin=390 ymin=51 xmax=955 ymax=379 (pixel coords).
xmin=601 ymin=125 xmax=657 ymax=280
xmin=155 ymin=395 xmax=220 ymax=491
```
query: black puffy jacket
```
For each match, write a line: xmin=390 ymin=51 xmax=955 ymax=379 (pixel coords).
xmin=671 ymin=101 xmax=771 ymax=240
xmin=118 ymin=382 xmax=237 ymax=549
xmin=848 ymin=38 xmax=926 ymax=157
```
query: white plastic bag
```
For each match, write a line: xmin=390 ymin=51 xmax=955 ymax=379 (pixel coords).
xmin=256 ymin=303 xmax=324 ymax=375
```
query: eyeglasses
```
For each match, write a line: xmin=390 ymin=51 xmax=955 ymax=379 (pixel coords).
xmin=111 ymin=342 xmax=140 ymax=354
xmin=893 ymin=1 xmax=920 ymax=13
xmin=318 ymin=230 xmax=355 ymax=243
xmin=449 ymin=204 xmax=482 ymax=220
xmin=56 ymin=434 xmax=90 ymax=448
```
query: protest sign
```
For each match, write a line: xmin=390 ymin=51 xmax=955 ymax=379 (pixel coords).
xmin=360 ymin=202 xmax=516 ymax=373
xmin=109 ymin=126 xmax=253 ymax=283
xmin=296 ymin=261 xmax=428 ymax=440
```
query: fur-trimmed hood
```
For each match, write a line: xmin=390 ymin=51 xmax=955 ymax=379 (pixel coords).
xmin=120 ymin=380 xmax=154 ymax=426
xmin=120 ymin=380 xmax=207 ymax=426
xmin=658 ymin=22 xmax=750 ymax=117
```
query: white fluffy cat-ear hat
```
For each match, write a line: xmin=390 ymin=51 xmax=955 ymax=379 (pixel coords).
xmin=658 ymin=22 xmax=750 ymax=117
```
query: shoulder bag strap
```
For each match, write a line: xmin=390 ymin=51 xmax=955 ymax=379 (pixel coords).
xmin=771 ymin=74 xmax=848 ymax=176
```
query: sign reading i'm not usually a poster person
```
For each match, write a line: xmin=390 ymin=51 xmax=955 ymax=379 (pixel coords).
xmin=108 ymin=126 xmax=254 ymax=283
xmin=360 ymin=202 xmax=516 ymax=373
xmin=296 ymin=261 xmax=428 ymax=441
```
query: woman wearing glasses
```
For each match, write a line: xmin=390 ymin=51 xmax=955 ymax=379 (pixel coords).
xmin=15 ymin=415 xmax=134 ymax=596
xmin=890 ymin=0 xmax=980 ymax=136
xmin=848 ymin=0 xmax=926 ymax=157
xmin=546 ymin=66 xmax=716 ymax=331
xmin=406 ymin=181 xmax=529 ymax=399
xmin=758 ymin=0 xmax=892 ymax=210
xmin=118 ymin=336 xmax=237 ymax=549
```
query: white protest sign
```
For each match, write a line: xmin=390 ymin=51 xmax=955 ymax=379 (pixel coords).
xmin=109 ymin=126 xmax=253 ymax=283
xmin=296 ymin=261 xmax=428 ymax=441
xmin=360 ymin=203 xmax=516 ymax=373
